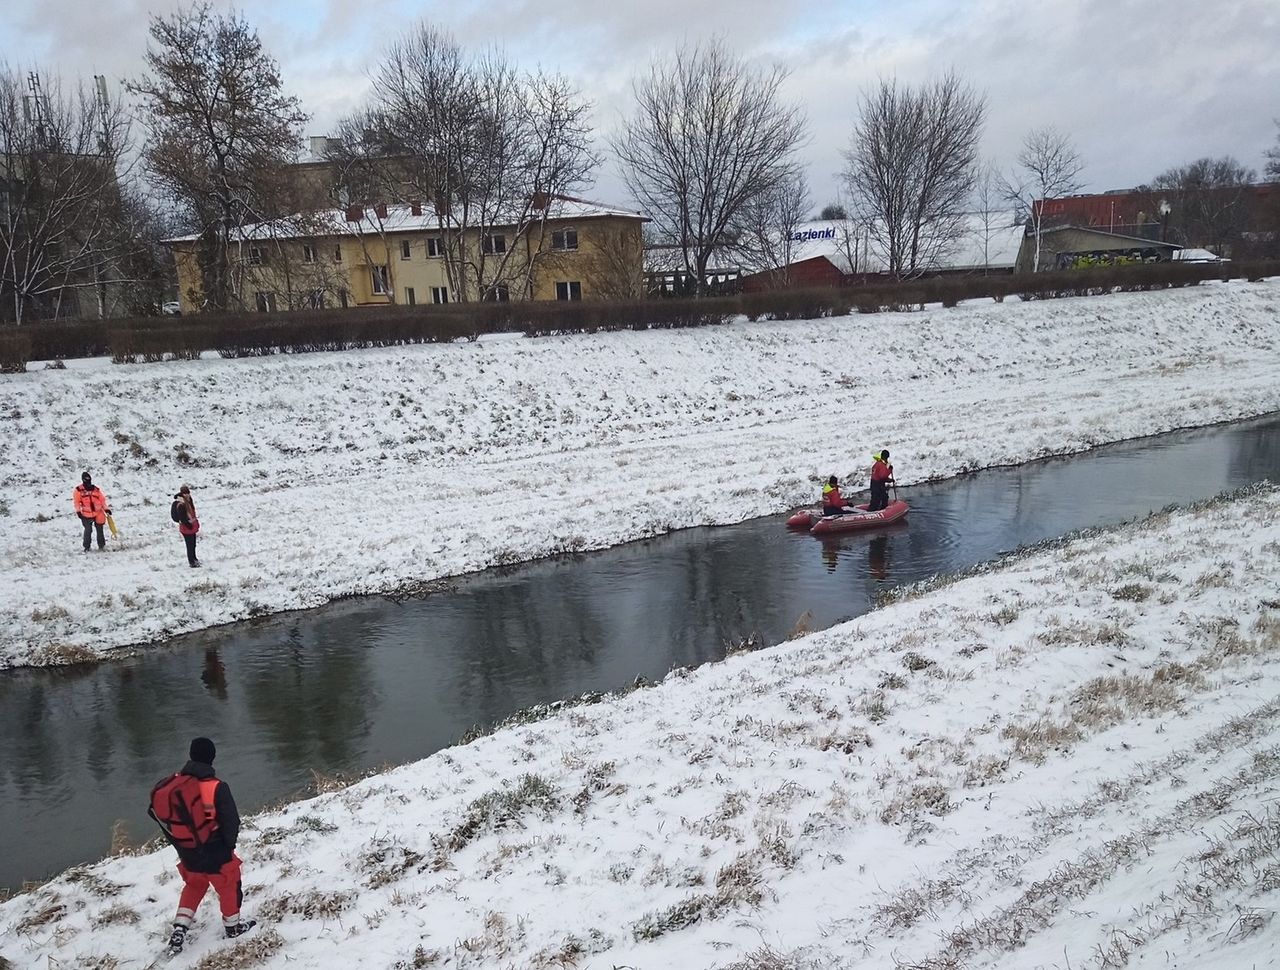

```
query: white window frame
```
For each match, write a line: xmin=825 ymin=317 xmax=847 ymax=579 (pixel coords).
xmin=400 ymin=239 xmax=412 ymax=260
xmin=333 ymin=245 xmax=343 ymax=263
xmin=247 ymin=246 xmax=263 ymax=266
xmin=254 ymin=290 xmax=276 ymax=312
xmin=371 ymin=265 xmax=389 ymax=295
xmin=302 ymin=244 xmax=317 ymax=264
xmin=405 ymin=286 xmax=416 ymax=306
xmin=426 ymin=237 xmax=443 ymax=258
xmin=555 ymin=280 xmax=582 ymax=301
xmin=431 ymin=286 xmax=449 ymax=305
xmin=551 ymin=228 xmax=578 ymax=251
xmin=483 ymin=233 xmax=506 ymax=255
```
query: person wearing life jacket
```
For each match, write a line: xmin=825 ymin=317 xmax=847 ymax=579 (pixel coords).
xmin=868 ymin=450 xmax=895 ymax=512
xmin=171 ymin=484 xmax=200 ymax=568
xmin=822 ymin=476 xmax=854 ymax=517
xmin=72 ymin=471 xmax=110 ymax=552
xmin=151 ymin=737 xmax=254 ymax=954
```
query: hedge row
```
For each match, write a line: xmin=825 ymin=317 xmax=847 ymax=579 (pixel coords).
xmin=2 ymin=260 xmax=1277 ymax=373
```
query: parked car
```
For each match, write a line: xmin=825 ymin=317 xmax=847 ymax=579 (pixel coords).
xmin=161 ymin=301 xmax=182 ymax=316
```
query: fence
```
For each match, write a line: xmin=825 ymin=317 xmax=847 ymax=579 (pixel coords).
xmin=2 ymin=260 xmax=1277 ymax=374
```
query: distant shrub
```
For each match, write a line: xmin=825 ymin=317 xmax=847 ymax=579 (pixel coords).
xmin=0 ymin=331 xmax=31 ymax=373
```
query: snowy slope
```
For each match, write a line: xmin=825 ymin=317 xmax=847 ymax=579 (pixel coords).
xmin=2 ymin=485 xmax=1277 ymax=969
xmin=2 ymin=280 xmax=1279 ymax=667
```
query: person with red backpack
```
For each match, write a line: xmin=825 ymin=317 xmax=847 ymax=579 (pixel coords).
xmin=171 ymin=484 xmax=200 ymax=568
xmin=149 ymin=737 xmax=254 ymax=954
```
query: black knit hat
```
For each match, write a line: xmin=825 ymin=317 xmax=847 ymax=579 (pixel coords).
xmin=189 ymin=737 xmax=216 ymax=765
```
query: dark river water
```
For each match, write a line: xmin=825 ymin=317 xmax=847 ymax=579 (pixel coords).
xmin=3 ymin=414 xmax=1279 ymax=890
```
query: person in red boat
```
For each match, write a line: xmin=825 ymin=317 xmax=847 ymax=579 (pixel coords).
xmin=868 ymin=450 xmax=894 ymax=511
xmin=822 ymin=476 xmax=855 ymax=516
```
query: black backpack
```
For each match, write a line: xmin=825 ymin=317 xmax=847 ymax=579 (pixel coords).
xmin=170 ymin=500 xmax=183 ymax=523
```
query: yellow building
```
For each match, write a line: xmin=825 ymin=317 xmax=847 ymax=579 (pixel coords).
xmin=167 ymin=197 xmax=648 ymax=314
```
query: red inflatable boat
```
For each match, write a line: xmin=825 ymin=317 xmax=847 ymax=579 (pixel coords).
xmin=787 ymin=500 xmax=910 ymax=535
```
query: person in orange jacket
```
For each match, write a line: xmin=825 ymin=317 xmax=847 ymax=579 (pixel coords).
xmin=868 ymin=450 xmax=895 ymax=511
xmin=72 ymin=471 xmax=110 ymax=551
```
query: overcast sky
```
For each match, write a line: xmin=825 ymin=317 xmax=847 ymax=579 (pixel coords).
xmin=3 ymin=0 xmax=1278 ymax=212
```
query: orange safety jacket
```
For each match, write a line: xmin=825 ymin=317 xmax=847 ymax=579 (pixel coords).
xmin=73 ymin=484 xmax=109 ymax=524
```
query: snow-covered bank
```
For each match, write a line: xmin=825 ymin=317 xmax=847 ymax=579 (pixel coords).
xmin=3 ymin=485 xmax=1278 ymax=969
xmin=2 ymin=281 xmax=1280 ymax=667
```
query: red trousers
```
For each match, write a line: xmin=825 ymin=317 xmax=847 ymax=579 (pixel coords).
xmin=175 ymin=854 xmax=243 ymax=925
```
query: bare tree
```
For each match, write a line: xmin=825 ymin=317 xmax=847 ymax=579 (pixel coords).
xmin=129 ymin=3 xmax=308 ymax=312
xmin=729 ymin=166 xmax=811 ymax=286
xmin=612 ymin=38 xmax=808 ymax=296
xmin=1267 ymin=120 xmax=1280 ymax=180
xmin=355 ymin=25 xmax=599 ymax=302
xmin=1002 ymin=126 xmax=1084 ymax=272
xmin=843 ymin=72 xmax=986 ymax=279
xmin=0 ymin=67 xmax=136 ymax=323
xmin=1151 ymin=156 xmax=1256 ymax=255
xmin=972 ymin=159 xmax=1004 ymax=273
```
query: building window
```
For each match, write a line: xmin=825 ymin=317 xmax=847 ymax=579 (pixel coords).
xmin=405 ymin=287 xmax=416 ymax=306
xmin=370 ymin=265 xmax=389 ymax=295
xmin=551 ymin=229 xmax=578 ymax=251
xmin=483 ymin=284 xmax=510 ymax=303
xmin=247 ymin=246 xmax=264 ymax=266
xmin=302 ymin=244 xmax=316 ymax=264
xmin=338 ymin=288 xmax=349 ymax=308
xmin=431 ymin=286 xmax=449 ymax=305
xmin=254 ymin=291 xmax=276 ymax=313
xmin=555 ymin=281 xmax=582 ymax=301
xmin=426 ymin=237 xmax=443 ymax=257
xmin=483 ymin=234 xmax=506 ymax=255
xmin=400 ymin=239 xmax=412 ymax=260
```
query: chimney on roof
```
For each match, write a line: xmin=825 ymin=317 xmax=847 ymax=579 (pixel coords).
xmin=345 ymin=204 xmax=364 ymax=223
xmin=409 ymin=200 xmax=422 ymax=217
xmin=434 ymin=193 xmax=448 ymax=218
xmin=531 ymin=191 xmax=550 ymax=210
xmin=374 ymin=202 xmax=388 ymax=220
xmin=309 ymin=135 xmax=330 ymax=157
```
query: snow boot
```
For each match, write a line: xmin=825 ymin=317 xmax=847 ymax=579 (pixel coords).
xmin=167 ymin=923 xmax=187 ymax=954
xmin=225 ymin=918 xmax=257 ymax=940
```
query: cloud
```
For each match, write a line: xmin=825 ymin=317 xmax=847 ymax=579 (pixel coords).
xmin=2 ymin=0 xmax=1277 ymax=210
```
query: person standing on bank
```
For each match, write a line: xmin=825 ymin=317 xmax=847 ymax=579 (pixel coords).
xmin=72 ymin=471 xmax=110 ymax=552
xmin=868 ymin=450 xmax=895 ymax=512
xmin=172 ymin=485 xmax=200 ymax=567
xmin=149 ymin=737 xmax=255 ymax=954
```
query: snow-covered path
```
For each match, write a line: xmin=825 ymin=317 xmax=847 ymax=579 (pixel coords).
xmin=3 ymin=485 xmax=1277 ymax=969
xmin=2 ymin=281 xmax=1279 ymax=667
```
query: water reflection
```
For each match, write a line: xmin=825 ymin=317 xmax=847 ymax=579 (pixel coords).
xmin=2 ymin=413 xmax=1279 ymax=890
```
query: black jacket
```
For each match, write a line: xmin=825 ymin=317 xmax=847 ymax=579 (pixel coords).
xmin=173 ymin=760 xmax=240 ymax=873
